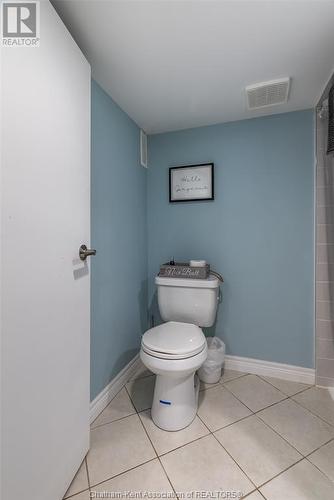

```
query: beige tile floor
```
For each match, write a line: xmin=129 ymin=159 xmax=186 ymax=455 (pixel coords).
xmin=64 ymin=365 xmax=334 ymax=500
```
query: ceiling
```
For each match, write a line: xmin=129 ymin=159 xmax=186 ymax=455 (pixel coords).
xmin=52 ymin=0 xmax=334 ymax=134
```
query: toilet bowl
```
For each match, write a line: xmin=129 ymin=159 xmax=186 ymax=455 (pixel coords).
xmin=140 ymin=321 xmax=207 ymax=431
xmin=140 ymin=274 xmax=220 ymax=431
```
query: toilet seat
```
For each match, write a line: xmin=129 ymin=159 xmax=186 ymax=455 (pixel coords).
xmin=141 ymin=321 xmax=206 ymax=360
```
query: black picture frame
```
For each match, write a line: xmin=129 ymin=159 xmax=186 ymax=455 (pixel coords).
xmin=169 ymin=163 xmax=214 ymax=203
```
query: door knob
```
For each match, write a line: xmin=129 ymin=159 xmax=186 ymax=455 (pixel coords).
xmin=79 ymin=244 xmax=96 ymax=261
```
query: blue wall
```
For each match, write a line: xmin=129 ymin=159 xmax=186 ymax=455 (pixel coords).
xmin=147 ymin=110 xmax=314 ymax=368
xmin=91 ymin=80 xmax=147 ymax=400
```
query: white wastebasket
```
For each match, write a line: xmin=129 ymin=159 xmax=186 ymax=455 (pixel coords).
xmin=198 ymin=337 xmax=225 ymax=384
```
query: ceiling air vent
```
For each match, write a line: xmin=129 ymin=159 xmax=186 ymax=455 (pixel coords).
xmin=246 ymin=78 xmax=290 ymax=110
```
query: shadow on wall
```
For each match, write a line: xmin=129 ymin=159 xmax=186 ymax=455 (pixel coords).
xmin=203 ymin=281 xmax=226 ymax=339
xmin=110 ymin=279 xmax=149 ymax=378
xmin=112 ymin=348 xmax=139 ymax=378
xmin=139 ymin=279 xmax=149 ymax=333
xmin=148 ymin=290 xmax=160 ymax=328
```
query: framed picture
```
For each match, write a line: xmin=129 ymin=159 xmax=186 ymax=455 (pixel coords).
xmin=169 ymin=163 xmax=214 ymax=202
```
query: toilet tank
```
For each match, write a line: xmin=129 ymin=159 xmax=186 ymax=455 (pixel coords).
xmin=155 ymin=275 xmax=220 ymax=327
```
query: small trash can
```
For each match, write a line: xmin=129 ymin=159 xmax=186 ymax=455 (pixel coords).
xmin=198 ymin=337 xmax=225 ymax=384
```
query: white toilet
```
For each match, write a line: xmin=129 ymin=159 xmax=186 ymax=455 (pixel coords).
xmin=140 ymin=274 xmax=220 ymax=431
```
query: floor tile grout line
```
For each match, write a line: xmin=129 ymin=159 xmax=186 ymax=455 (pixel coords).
xmin=256 ymin=373 xmax=313 ymax=397
xmin=194 ymin=412 xmax=253 ymax=435
xmin=91 ymin=409 xmax=137 ymax=430
xmin=63 ymin=458 xmax=91 ymax=499
xmin=199 ymin=383 xmax=220 ymax=393
xmin=211 ymin=434 xmax=258 ymax=496
xmin=290 ymin=393 xmax=334 ymax=429
xmin=254 ymin=456 xmax=306 ymax=493
xmin=64 ymin=489 xmax=90 ymax=499
xmin=90 ymin=411 xmax=140 ymax=433
xmin=91 ymin=382 xmax=136 ymax=428
xmin=63 ymin=486 xmax=90 ymax=500
xmin=201 ymin=374 xmax=289 ymax=419
xmin=194 ymin=413 xmax=258 ymax=494
xmin=195 ymin=413 xmax=259 ymax=491
xmin=200 ymin=372 xmax=250 ymax=393
xmin=157 ymin=457 xmax=178 ymax=498
xmin=157 ymin=430 xmax=212 ymax=459
xmin=135 ymin=408 xmax=179 ymax=497
xmin=224 ymin=374 xmax=288 ymax=410
xmin=291 ymin=397 xmax=334 ymax=428
xmin=124 ymin=383 xmax=141 ymax=414
xmin=258 ymin=437 xmax=334 ymax=493
xmin=198 ymin=380 xmax=259 ymax=431
xmin=88 ymin=457 xmax=158 ymax=491
xmin=219 ymin=372 xmax=250 ymax=385
xmin=255 ymin=406 xmax=334 ymax=460
xmin=138 ymin=408 xmax=213 ymax=458
xmin=254 ymin=411 xmax=307 ymax=458
xmin=283 ymin=394 xmax=334 ymax=429
xmin=221 ymin=377 xmax=289 ymax=414
xmin=213 ymin=409 xmax=304 ymax=461
xmin=304 ymin=436 xmax=334 ymax=459
xmin=84 ymin=456 xmax=91 ymax=489
xmin=241 ymin=489 xmax=266 ymax=499
xmin=304 ymin=442 xmax=334 ymax=484
xmin=136 ymin=411 xmax=160 ymax=458
xmin=137 ymin=410 xmax=213 ymax=458
xmin=195 ymin=412 xmax=214 ymax=433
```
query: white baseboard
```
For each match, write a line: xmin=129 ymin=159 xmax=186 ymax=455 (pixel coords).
xmin=225 ymin=355 xmax=315 ymax=385
xmin=90 ymin=354 xmax=140 ymax=424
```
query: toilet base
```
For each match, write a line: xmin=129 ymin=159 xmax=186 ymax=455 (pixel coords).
xmin=151 ymin=373 xmax=200 ymax=431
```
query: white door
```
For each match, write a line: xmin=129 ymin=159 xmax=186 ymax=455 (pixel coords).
xmin=1 ymin=1 xmax=91 ymax=499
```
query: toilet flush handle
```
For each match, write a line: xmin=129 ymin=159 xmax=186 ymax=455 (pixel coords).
xmin=79 ymin=244 xmax=97 ymax=261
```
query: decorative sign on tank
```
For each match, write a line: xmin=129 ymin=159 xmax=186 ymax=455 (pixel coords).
xmin=169 ymin=163 xmax=214 ymax=202
xmin=159 ymin=261 xmax=210 ymax=280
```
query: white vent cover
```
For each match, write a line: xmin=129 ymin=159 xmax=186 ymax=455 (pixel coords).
xmin=140 ymin=129 xmax=148 ymax=168
xmin=246 ymin=78 xmax=290 ymax=110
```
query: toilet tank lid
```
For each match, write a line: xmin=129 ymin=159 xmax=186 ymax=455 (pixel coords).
xmin=155 ymin=275 xmax=219 ymax=289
